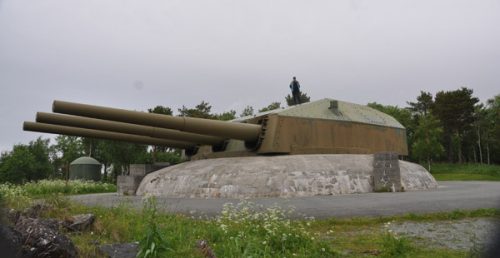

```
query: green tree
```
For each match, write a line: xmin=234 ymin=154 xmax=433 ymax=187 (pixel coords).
xmin=240 ymin=105 xmax=254 ymax=117
xmin=26 ymin=137 xmax=53 ymax=180
xmin=53 ymin=135 xmax=85 ymax=179
xmin=285 ymin=92 xmax=311 ymax=106
xmin=483 ymin=95 xmax=500 ymax=164
xmin=148 ymin=105 xmax=175 ymax=161
xmin=178 ymin=101 xmax=214 ymax=119
xmin=258 ymin=102 xmax=281 ymax=113
xmin=432 ymin=87 xmax=479 ymax=163
xmin=407 ymin=91 xmax=433 ymax=117
xmin=0 ymin=137 xmax=53 ymax=183
xmin=153 ymin=150 xmax=181 ymax=164
xmin=96 ymin=140 xmax=149 ymax=182
xmin=0 ymin=145 xmax=36 ymax=183
xmin=411 ymin=114 xmax=444 ymax=171
xmin=216 ymin=110 xmax=237 ymax=121
xmin=148 ymin=105 xmax=173 ymax=116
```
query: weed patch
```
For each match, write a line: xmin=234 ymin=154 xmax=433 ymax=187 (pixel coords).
xmin=137 ymin=197 xmax=169 ymax=258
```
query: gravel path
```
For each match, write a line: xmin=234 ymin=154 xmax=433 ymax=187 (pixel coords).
xmin=387 ymin=218 xmax=500 ymax=250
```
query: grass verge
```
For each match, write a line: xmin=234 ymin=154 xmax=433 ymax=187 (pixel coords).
xmin=430 ymin=163 xmax=500 ymax=181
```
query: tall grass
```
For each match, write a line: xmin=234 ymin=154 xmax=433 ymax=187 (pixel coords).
xmin=0 ymin=183 xmax=32 ymax=209
xmin=0 ymin=179 xmax=115 ymax=209
xmin=22 ymin=179 xmax=116 ymax=196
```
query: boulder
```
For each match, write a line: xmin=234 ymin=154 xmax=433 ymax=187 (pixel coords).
xmin=99 ymin=243 xmax=139 ymax=258
xmin=0 ymin=224 xmax=23 ymax=258
xmin=63 ymin=213 xmax=95 ymax=231
xmin=14 ymin=217 xmax=77 ymax=258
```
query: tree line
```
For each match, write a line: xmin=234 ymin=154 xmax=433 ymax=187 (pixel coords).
xmin=0 ymin=88 xmax=497 ymax=184
xmin=368 ymin=88 xmax=499 ymax=170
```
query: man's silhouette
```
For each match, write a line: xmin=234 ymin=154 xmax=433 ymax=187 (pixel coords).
xmin=289 ymin=77 xmax=301 ymax=105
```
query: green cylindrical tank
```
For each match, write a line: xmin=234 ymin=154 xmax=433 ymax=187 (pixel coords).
xmin=69 ymin=156 xmax=101 ymax=181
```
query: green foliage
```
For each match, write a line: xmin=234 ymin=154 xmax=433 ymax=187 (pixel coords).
xmin=240 ymin=105 xmax=254 ymax=117
xmin=381 ymin=232 xmax=414 ymax=258
xmin=434 ymin=173 xmax=500 ymax=181
xmin=137 ymin=197 xmax=169 ymax=258
xmin=27 ymin=137 xmax=53 ymax=179
xmin=177 ymin=100 xmax=236 ymax=121
xmin=95 ymin=140 xmax=149 ymax=179
xmin=285 ymin=91 xmax=311 ymax=106
xmin=484 ymin=95 xmax=500 ymax=164
xmin=433 ymin=87 xmax=479 ymax=163
xmin=258 ymin=102 xmax=281 ymax=113
xmin=0 ymin=179 xmax=115 ymax=205
xmin=0 ymin=137 xmax=54 ymax=183
xmin=0 ymin=183 xmax=32 ymax=209
xmin=0 ymin=145 xmax=36 ymax=183
xmin=407 ymin=91 xmax=433 ymax=117
xmin=178 ymin=101 xmax=214 ymax=119
xmin=368 ymin=102 xmax=414 ymax=131
xmin=13 ymin=195 xmax=495 ymax=258
xmin=430 ymin=163 xmax=500 ymax=175
xmin=22 ymin=179 xmax=116 ymax=196
xmin=411 ymin=114 xmax=444 ymax=171
xmin=216 ymin=110 xmax=237 ymax=121
xmin=148 ymin=105 xmax=173 ymax=116
xmin=152 ymin=151 xmax=181 ymax=164
xmin=214 ymin=202 xmax=337 ymax=257
xmin=52 ymin=135 xmax=85 ymax=178
xmin=429 ymin=163 xmax=500 ymax=181
xmin=53 ymin=135 xmax=85 ymax=164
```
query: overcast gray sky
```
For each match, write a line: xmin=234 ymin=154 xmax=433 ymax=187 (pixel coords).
xmin=1 ymin=0 xmax=499 ymax=152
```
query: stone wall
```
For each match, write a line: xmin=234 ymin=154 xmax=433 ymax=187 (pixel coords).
xmin=373 ymin=152 xmax=403 ymax=192
xmin=117 ymin=163 xmax=170 ymax=195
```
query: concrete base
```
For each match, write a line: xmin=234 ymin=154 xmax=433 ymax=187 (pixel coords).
xmin=136 ymin=154 xmax=438 ymax=198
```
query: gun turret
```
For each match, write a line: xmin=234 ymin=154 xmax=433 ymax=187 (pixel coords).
xmin=24 ymin=99 xmax=409 ymax=159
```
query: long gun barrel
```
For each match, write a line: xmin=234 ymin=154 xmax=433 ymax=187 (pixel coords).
xmin=23 ymin=122 xmax=196 ymax=149
xmin=52 ymin=100 xmax=262 ymax=142
xmin=36 ymin=112 xmax=225 ymax=146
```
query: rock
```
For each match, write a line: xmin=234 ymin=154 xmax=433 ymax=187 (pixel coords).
xmin=14 ymin=216 xmax=77 ymax=258
xmin=0 ymin=224 xmax=23 ymax=258
xmin=63 ymin=213 xmax=95 ymax=231
xmin=99 ymin=243 xmax=139 ymax=258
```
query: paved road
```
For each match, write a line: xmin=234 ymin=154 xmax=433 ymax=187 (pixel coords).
xmin=69 ymin=181 xmax=500 ymax=219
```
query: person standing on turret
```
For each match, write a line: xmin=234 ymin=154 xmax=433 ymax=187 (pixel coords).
xmin=289 ymin=76 xmax=301 ymax=105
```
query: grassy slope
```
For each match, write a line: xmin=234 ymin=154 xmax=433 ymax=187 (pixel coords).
xmin=430 ymin=163 xmax=500 ymax=181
